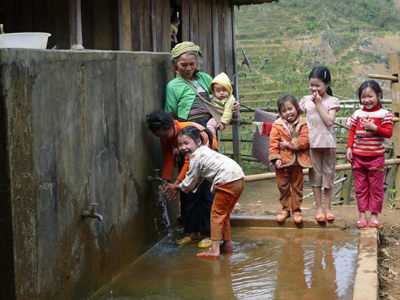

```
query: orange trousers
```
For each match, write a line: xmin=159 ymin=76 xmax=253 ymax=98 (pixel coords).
xmin=211 ymin=178 xmax=245 ymax=241
xmin=275 ymin=165 xmax=303 ymax=213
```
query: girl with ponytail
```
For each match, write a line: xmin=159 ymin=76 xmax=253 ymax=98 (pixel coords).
xmin=299 ymin=66 xmax=340 ymax=223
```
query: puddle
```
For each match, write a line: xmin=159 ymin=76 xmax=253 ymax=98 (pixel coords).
xmin=90 ymin=228 xmax=359 ymax=300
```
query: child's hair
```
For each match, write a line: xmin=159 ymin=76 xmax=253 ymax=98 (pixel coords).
xmin=358 ymin=80 xmax=383 ymax=107
xmin=171 ymin=16 xmax=180 ymax=24
xmin=177 ymin=126 xmax=214 ymax=148
xmin=146 ymin=110 xmax=178 ymax=132
xmin=309 ymin=66 xmax=333 ymax=96
xmin=277 ymin=94 xmax=299 ymax=116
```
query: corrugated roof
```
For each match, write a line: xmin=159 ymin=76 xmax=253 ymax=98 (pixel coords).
xmin=234 ymin=0 xmax=278 ymax=5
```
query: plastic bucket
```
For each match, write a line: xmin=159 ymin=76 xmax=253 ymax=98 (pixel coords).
xmin=0 ymin=32 xmax=51 ymax=49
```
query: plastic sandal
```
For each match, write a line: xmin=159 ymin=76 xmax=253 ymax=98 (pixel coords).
xmin=176 ymin=236 xmax=198 ymax=245
xmin=325 ymin=213 xmax=335 ymax=221
xmin=356 ymin=219 xmax=368 ymax=228
xmin=368 ymin=220 xmax=380 ymax=228
xmin=220 ymin=249 xmax=233 ymax=253
xmin=293 ymin=212 xmax=303 ymax=223
xmin=197 ymin=251 xmax=220 ymax=259
xmin=198 ymin=238 xmax=212 ymax=248
xmin=315 ymin=214 xmax=325 ymax=222
xmin=276 ymin=211 xmax=290 ymax=222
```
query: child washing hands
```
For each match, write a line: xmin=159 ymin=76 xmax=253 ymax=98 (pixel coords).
xmin=346 ymin=80 xmax=393 ymax=228
xmin=206 ymin=72 xmax=236 ymax=135
xmin=166 ymin=126 xmax=245 ymax=259
xmin=269 ymin=95 xmax=312 ymax=223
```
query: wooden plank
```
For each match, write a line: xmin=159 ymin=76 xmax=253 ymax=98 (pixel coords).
xmin=44 ymin=0 xmax=56 ymax=48
xmin=93 ymin=0 xmax=112 ymax=49
xmin=54 ymin=0 xmax=70 ymax=49
xmin=142 ymin=0 xmax=152 ymax=51
xmin=13 ymin=0 xmax=32 ymax=32
xmin=32 ymin=0 xmax=46 ymax=32
xmin=181 ymin=0 xmax=190 ymax=42
xmin=224 ymin=0 xmax=234 ymax=76
xmin=121 ymin=0 xmax=132 ymax=51
xmin=204 ymin=0 xmax=214 ymax=75
xmin=211 ymin=0 xmax=219 ymax=75
xmin=4 ymin=0 xmax=13 ymax=33
xmin=151 ymin=0 xmax=158 ymax=51
xmin=217 ymin=0 xmax=225 ymax=73
xmin=131 ymin=0 xmax=141 ymax=50
xmin=191 ymin=0 xmax=199 ymax=45
xmin=161 ymin=0 xmax=170 ymax=52
xmin=81 ymin=0 xmax=94 ymax=49
xmin=117 ymin=0 xmax=123 ymax=50
xmin=198 ymin=0 xmax=209 ymax=73
xmin=110 ymin=0 xmax=119 ymax=50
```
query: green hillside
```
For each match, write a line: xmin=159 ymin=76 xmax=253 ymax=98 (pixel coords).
xmin=221 ymin=0 xmax=400 ymax=169
xmin=234 ymin=0 xmax=400 ymax=103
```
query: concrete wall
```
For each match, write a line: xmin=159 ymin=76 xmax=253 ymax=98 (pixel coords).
xmin=0 ymin=49 xmax=178 ymax=299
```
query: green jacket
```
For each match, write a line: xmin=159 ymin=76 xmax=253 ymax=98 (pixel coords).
xmin=165 ymin=72 xmax=213 ymax=120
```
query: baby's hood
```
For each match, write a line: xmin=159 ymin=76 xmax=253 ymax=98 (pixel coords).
xmin=210 ymin=72 xmax=232 ymax=97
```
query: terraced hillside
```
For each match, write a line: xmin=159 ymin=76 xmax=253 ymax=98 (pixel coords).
xmin=234 ymin=0 xmax=400 ymax=106
xmin=220 ymin=0 xmax=400 ymax=169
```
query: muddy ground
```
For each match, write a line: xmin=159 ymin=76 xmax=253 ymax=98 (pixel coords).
xmin=232 ymin=179 xmax=400 ymax=299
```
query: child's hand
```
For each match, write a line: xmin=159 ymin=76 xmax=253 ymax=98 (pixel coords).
xmin=217 ymin=122 xmax=227 ymax=131
xmin=275 ymin=159 xmax=283 ymax=169
xmin=311 ymin=91 xmax=322 ymax=106
xmin=346 ymin=147 xmax=353 ymax=163
xmin=166 ymin=183 xmax=180 ymax=200
xmin=159 ymin=180 xmax=169 ymax=193
xmin=361 ymin=118 xmax=377 ymax=132
xmin=278 ymin=137 xmax=290 ymax=150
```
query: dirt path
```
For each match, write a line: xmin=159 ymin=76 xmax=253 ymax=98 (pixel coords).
xmin=233 ymin=179 xmax=400 ymax=299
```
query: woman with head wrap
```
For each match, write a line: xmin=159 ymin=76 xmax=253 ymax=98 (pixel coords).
xmin=164 ymin=42 xmax=222 ymax=249
xmin=166 ymin=42 xmax=214 ymax=128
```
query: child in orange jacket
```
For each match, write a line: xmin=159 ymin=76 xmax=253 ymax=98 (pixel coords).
xmin=269 ymin=95 xmax=312 ymax=223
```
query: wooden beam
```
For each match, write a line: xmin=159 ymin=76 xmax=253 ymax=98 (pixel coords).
xmin=368 ymin=74 xmax=398 ymax=82
xmin=244 ymin=159 xmax=400 ymax=182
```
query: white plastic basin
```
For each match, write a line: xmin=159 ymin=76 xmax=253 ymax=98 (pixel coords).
xmin=0 ymin=32 xmax=51 ymax=49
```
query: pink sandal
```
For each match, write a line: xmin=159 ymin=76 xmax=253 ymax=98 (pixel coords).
xmin=368 ymin=220 xmax=380 ymax=228
xmin=356 ymin=219 xmax=368 ymax=228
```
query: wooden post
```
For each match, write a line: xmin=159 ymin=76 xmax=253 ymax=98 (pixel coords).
xmin=69 ymin=0 xmax=83 ymax=46
xmin=389 ymin=53 xmax=400 ymax=205
xmin=339 ymin=157 xmax=353 ymax=205
xmin=230 ymin=3 xmax=241 ymax=163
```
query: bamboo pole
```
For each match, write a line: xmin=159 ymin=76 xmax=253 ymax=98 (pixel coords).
xmin=244 ymin=159 xmax=400 ymax=182
xmin=368 ymin=74 xmax=398 ymax=82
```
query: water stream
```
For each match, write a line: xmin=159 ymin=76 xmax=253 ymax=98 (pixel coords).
xmin=90 ymin=228 xmax=359 ymax=300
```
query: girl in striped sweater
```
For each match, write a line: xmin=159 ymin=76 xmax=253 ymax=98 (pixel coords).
xmin=346 ymin=80 xmax=393 ymax=228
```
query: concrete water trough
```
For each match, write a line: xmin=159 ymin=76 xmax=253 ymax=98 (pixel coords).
xmin=88 ymin=216 xmax=378 ymax=300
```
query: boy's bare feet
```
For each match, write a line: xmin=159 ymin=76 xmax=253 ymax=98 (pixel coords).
xmin=220 ymin=240 xmax=234 ymax=252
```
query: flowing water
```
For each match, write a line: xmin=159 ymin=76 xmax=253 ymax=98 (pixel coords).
xmin=157 ymin=192 xmax=172 ymax=233
xmin=90 ymin=228 xmax=359 ymax=300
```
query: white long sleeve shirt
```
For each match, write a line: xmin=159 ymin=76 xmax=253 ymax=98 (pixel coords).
xmin=179 ymin=146 xmax=245 ymax=193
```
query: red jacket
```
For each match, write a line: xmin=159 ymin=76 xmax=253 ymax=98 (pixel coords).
xmin=269 ymin=116 xmax=312 ymax=168
xmin=160 ymin=120 xmax=218 ymax=181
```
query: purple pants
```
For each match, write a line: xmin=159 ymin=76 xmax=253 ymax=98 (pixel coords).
xmin=351 ymin=154 xmax=385 ymax=214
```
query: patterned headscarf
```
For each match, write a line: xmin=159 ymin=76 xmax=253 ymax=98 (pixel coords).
xmin=171 ymin=42 xmax=203 ymax=61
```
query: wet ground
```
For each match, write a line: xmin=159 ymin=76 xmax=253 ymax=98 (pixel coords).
xmin=90 ymin=228 xmax=359 ymax=300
